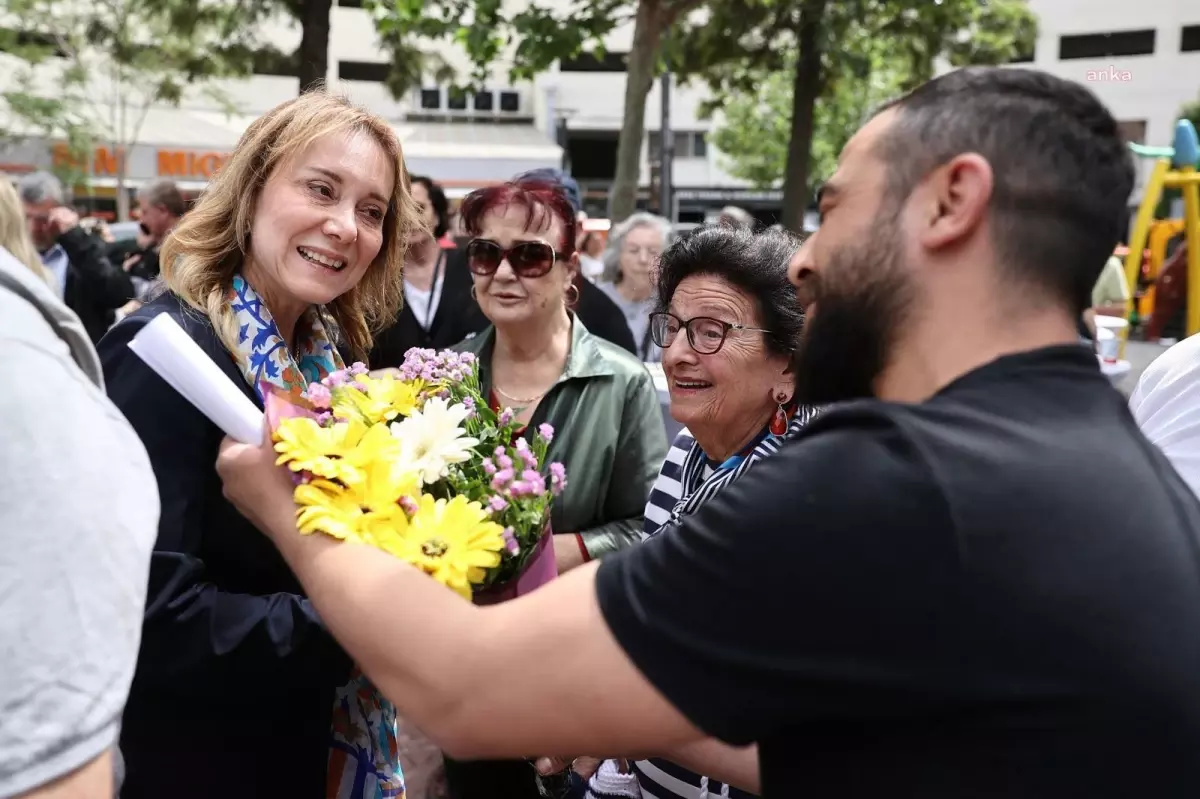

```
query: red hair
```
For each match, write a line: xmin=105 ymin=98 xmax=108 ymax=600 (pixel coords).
xmin=458 ymin=178 xmax=578 ymax=259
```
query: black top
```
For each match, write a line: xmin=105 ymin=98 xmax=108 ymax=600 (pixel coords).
xmin=369 ymin=247 xmax=638 ymax=369
xmin=98 ymin=293 xmax=352 ymax=799
xmin=58 ymin=226 xmax=135 ymax=343
xmin=369 ymin=247 xmax=479 ymax=367
xmin=597 ymin=345 xmax=1200 ymax=798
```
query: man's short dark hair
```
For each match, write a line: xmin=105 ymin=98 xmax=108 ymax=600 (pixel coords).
xmin=656 ymin=225 xmax=804 ymax=358
xmin=410 ymin=175 xmax=449 ymax=239
xmin=875 ymin=67 xmax=1135 ymax=314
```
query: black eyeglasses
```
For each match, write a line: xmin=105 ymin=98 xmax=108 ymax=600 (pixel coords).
xmin=466 ymin=238 xmax=563 ymax=278
xmin=649 ymin=311 xmax=771 ymax=355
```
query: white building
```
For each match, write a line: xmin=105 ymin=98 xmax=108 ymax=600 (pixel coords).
xmin=1 ymin=0 xmax=758 ymax=220
xmin=1005 ymin=0 xmax=1200 ymax=194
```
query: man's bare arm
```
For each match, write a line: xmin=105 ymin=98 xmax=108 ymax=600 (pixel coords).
xmin=19 ymin=750 xmax=113 ymax=799
xmin=243 ymin=463 xmax=706 ymax=760
xmin=668 ymin=740 xmax=761 ymax=794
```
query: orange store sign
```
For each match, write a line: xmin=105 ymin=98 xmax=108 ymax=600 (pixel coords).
xmin=51 ymin=143 xmax=231 ymax=180
xmin=157 ymin=149 xmax=230 ymax=179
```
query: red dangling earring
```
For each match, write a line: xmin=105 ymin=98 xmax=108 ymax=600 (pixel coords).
xmin=769 ymin=392 xmax=789 ymax=436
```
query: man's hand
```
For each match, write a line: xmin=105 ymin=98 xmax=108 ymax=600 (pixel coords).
xmin=553 ymin=534 xmax=587 ymax=573
xmin=45 ymin=207 xmax=80 ymax=239
xmin=122 ymin=253 xmax=143 ymax=273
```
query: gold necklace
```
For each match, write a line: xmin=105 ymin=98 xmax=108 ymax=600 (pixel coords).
xmin=493 ymin=384 xmax=547 ymax=406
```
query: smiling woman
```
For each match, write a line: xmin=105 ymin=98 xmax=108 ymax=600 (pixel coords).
xmin=93 ymin=91 xmax=422 ymax=799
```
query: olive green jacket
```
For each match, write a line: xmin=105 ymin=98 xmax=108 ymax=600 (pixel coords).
xmin=454 ymin=318 xmax=669 ymax=559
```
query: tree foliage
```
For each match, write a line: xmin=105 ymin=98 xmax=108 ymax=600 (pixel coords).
xmin=709 ymin=31 xmax=906 ymax=190
xmin=675 ymin=0 xmax=1037 ymax=230
xmin=0 ymin=0 xmax=257 ymax=215
xmin=368 ymin=0 xmax=711 ymax=221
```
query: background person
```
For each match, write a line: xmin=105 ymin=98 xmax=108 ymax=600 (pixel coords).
xmin=97 ymin=91 xmax=419 ymax=799
xmin=370 ymin=175 xmax=479 ymax=367
xmin=18 ymin=171 xmax=134 ymax=343
xmin=597 ymin=212 xmax=673 ymax=362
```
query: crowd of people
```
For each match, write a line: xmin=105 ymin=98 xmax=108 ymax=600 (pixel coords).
xmin=6 ymin=64 xmax=1200 ymax=799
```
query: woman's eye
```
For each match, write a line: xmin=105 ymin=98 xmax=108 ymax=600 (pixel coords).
xmin=361 ymin=206 xmax=385 ymax=223
xmin=309 ymin=182 xmax=333 ymax=198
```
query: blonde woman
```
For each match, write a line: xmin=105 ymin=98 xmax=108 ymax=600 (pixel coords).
xmin=0 ymin=178 xmax=51 ymax=282
xmin=96 ymin=91 xmax=422 ymax=799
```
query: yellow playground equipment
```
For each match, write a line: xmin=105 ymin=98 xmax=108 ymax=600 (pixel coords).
xmin=1125 ymin=119 xmax=1200 ymax=336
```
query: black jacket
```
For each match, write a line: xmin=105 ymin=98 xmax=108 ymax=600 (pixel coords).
xmin=98 ymin=293 xmax=352 ymax=799
xmin=369 ymin=248 xmax=638 ymax=369
xmin=58 ymin=226 xmax=135 ymax=343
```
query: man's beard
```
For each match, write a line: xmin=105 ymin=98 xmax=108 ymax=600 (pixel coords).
xmin=790 ymin=220 xmax=914 ymax=407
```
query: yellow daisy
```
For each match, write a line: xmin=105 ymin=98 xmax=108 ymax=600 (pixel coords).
xmin=333 ymin=375 xmax=426 ymax=426
xmin=294 ymin=461 xmax=421 ymax=545
xmin=391 ymin=494 xmax=506 ymax=599
xmin=274 ymin=418 xmax=402 ymax=485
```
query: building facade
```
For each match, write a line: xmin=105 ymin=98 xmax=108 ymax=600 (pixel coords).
xmin=1 ymin=0 xmax=763 ymax=220
xmin=998 ymin=0 xmax=1199 ymax=196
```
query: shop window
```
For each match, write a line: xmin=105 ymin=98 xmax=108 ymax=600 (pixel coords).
xmin=560 ymin=51 xmax=627 ymax=72
xmin=1182 ymin=25 xmax=1200 ymax=52
xmin=338 ymin=60 xmax=389 ymax=82
xmin=499 ymin=91 xmax=520 ymax=112
xmin=420 ymin=89 xmax=441 ymax=110
xmin=1058 ymin=29 xmax=1155 ymax=60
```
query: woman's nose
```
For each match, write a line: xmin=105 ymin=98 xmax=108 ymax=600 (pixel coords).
xmin=322 ymin=203 xmax=358 ymax=243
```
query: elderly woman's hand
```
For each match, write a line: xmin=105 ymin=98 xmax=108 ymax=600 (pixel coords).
xmin=215 ymin=420 xmax=297 ymax=542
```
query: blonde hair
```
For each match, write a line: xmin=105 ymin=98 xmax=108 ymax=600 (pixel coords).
xmin=162 ymin=90 xmax=421 ymax=361
xmin=0 ymin=177 xmax=51 ymax=282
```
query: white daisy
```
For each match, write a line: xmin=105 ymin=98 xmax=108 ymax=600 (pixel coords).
xmin=389 ymin=396 xmax=480 ymax=484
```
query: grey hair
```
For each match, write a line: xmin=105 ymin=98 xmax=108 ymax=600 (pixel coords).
xmin=137 ymin=178 xmax=187 ymax=217
xmin=17 ymin=171 xmax=64 ymax=206
xmin=601 ymin=212 xmax=674 ymax=284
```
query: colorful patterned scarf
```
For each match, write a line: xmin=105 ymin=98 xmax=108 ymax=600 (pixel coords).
xmin=228 ymin=274 xmax=406 ymax=799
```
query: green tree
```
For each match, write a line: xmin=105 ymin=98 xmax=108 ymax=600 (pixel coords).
xmin=1182 ymin=95 xmax=1200 ymax=136
xmin=710 ymin=34 xmax=906 ymax=192
xmin=0 ymin=0 xmax=257 ymax=217
xmin=369 ymin=0 xmax=712 ymax=222
xmin=675 ymin=0 xmax=1038 ymax=231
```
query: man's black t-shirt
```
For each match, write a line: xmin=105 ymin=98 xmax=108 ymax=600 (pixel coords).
xmin=596 ymin=345 xmax=1200 ymax=797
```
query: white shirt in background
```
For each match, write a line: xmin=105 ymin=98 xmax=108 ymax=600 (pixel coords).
xmin=1129 ymin=333 xmax=1200 ymax=497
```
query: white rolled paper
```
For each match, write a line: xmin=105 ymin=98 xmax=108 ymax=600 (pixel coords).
xmin=128 ymin=313 xmax=265 ymax=445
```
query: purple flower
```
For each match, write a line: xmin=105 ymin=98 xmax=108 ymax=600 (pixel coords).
xmin=482 ymin=457 xmax=497 ymax=476
xmin=399 ymin=496 xmax=419 ymax=515
xmin=349 ymin=362 xmax=369 ymax=376
xmin=515 ymin=439 xmax=537 ymax=468
xmin=490 ymin=469 xmax=514 ymax=491
xmin=549 ymin=462 xmax=567 ymax=495
xmin=315 ymin=411 xmax=333 ymax=426
xmin=502 ymin=527 xmax=520 ymax=555
xmin=498 ymin=408 xmax=515 ymax=426
xmin=521 ymin=469 xmax=546 ymax=495
xmin=488 ymin=495 xmax=508 ymax=513
xmin=462 ymin=396 xmax=476 ymax=418
xmin=325 ymin=370 xmax=348 ymax=388
xmin=537 ymin=423 xmax=554 ymax=443
xmin=306 ymin=383 xmax=332 ymax=409
xmin=508 ymin=480 xmax=530 ymax=496
xmin=497 ymin=453 xmax=513 ymax=470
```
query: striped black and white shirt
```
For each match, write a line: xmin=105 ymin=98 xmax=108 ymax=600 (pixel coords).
xmin=630 ymin=411 xmax=817 ymax=798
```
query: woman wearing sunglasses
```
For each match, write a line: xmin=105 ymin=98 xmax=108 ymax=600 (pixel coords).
xmin=445 ymin=177 xmax=670 ymax=799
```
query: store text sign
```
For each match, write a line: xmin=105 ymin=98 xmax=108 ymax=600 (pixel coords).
xmin=157 ymin=149 xmax=231 ymax=179
xmin=50 ymin=143 xmax=231 ymax=180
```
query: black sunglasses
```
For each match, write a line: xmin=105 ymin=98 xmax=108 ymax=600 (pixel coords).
xmin=649 ymin=311 xmax=771 ymax=355
xmin=466 ymin=238 xmax=562 ymax=278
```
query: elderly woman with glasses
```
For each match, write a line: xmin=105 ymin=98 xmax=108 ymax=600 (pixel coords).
xmin=443 ymin=177 xmax=669 ymax=799
xmin=597 ymin=211 xmax=673 ymax=362
xmin=580 ymin=224 xmax=816 ymax=799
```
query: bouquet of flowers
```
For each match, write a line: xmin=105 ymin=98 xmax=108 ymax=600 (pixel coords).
xmin=269 ymin=348 xmax=567 ymax=600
